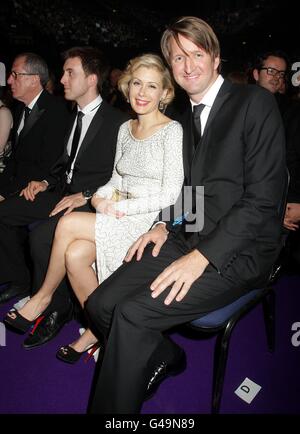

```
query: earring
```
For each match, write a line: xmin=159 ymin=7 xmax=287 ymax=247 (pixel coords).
xmin=159 ymin=100 xmax=165 ymax=111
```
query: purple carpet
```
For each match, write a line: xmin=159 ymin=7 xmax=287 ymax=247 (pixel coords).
xmin=0 ymin=274 xmax=300 ymax=414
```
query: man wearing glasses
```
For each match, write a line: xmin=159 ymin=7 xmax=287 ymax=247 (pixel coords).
xmin=1 ymin=52 xmax=68 ymax=199
xmin=0 ymin=52 xmax=69 ymax=302
xmin=252 ymin=50 xmax=288 ymax=95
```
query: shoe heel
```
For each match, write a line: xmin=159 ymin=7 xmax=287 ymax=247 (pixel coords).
xmin=84 ymin=343 xmax=100 ymax=363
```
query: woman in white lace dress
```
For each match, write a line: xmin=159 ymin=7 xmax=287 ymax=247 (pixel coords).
xmin=5 ymin=54 xmax=184 ymax=362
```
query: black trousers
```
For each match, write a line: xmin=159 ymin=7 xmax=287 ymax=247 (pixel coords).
xmin=0 ymin=191 xmax=90 ymax=314
xmin=86 ymin=235 xmax=251 ymax=414
xmin=0 ymin=191 xmax=62 ymax=285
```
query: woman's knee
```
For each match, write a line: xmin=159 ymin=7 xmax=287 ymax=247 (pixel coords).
xmin=65 ymin=240 xmax=95 ymax=270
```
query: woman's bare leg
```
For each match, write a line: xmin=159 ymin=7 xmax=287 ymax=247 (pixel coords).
xmin=65 ymin=239 xmax=99 ymax=352
xmin=8 ymin=212 xmax=96 ymax=322
xmin=66 ymin=239 xmax=98 ymax=306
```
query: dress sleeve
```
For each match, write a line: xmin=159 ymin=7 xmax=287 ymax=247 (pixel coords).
xmin=116 ymin=121 xmax=184 ymax=216
xmin=0 ymin=107 xmax=13 ymax=153
xmin=94 ymin=123 xmax=125 ymax=199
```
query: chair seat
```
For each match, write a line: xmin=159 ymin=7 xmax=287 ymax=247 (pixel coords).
xmin=190 ymin=289 xmax=261 ymax=328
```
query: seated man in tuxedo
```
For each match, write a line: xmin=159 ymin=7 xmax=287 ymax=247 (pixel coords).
xmin=85 ymin=16 xmax=286 ymax=413
xmin=0 ymin=52 xmax=69 ymax=300
xmin=0 ymin=47 xmax=128 ymax=350
xmin=0 ymin=52 xmax=69 ymax=199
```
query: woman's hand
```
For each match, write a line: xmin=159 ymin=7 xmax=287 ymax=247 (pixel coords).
xmin=92 ymin=196 xmax=125 ymax=218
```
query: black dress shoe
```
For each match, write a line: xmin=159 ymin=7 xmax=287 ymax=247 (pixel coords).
xmin=145 ymin=349 xmax=186 ymax=400
xmin=0 ymin=283 xmax=30 ymax=305
xmin=23 ymin=308 xmax=72 ymax=350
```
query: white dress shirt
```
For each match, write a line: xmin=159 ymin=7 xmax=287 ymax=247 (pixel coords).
xmin=190 ymin=74 xmax=224 ymax=136
xmin=66 ymin=95 xmax=102 ymax=182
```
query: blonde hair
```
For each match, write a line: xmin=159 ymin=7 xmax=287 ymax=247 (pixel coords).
xmin=161 ymin=16 xmax=220 ymax=65
xmin=118 ymin=53 xmax=175 ymax=107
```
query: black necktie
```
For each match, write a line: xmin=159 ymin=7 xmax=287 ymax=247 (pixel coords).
xmin=192 ymin=103 xmax=205 ymax=146
xmin=66 ymin=111 xmax=84 ymax=174
xmin=24 ymin=106 xmax=31 ymax=124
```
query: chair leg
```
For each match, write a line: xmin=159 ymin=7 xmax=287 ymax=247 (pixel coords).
xmin=212 ymin=324 xmax=232 ymax=414
xmin=262 ymin=289 xmax=276 ymax=352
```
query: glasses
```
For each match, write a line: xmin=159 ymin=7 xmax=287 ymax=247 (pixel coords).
xmin=260 ymin=67 xmax=286 ymax=79
xmin=10 ymin=70 xmax=38 ymax=79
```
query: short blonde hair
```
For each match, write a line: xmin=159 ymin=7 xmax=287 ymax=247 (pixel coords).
xmin=161 ymin=16 xmax=220 ymax=66
xmin=118 ymin=53 xmax=175 ymax=106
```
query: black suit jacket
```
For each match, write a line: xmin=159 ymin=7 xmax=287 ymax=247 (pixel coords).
xmin=0 ymin=90 xmax=69 ymax=197
xmin=46 ymin=100 xmax=129 ymax=195
xmin=167 ymin=80 xmax=286 ymax=286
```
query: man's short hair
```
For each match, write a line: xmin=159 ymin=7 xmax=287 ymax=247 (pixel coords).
xmin=253 ymin=50 xmax=289 ymax=71
xmin=16 ymin=52 xmax=49 ymax=87
xmin=62 ymin=46 xmax=109 ymax=92
xmin=160 ymin=16 xmax=220 ymax=66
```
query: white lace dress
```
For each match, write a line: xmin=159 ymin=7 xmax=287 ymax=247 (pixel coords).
xmin=94 ymin=119 xmax=184 ymax=282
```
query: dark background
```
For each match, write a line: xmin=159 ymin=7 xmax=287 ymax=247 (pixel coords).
xmin=0 ymin=0 xmax=299 ymax=79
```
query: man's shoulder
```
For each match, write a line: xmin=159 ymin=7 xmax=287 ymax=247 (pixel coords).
xmin=38 ymin=90 xmax=70 ymax=116
xmin=100 ymin=100 xmax=130 ymax=123
xmin=229 ymin=82 xmax=275 ymax=104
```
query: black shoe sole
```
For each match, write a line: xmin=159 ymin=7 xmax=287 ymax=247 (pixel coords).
xmin=144 ymin=352 xmax=187 ymax=401
xmin=22 ymin=317 xmax=72 ymax=350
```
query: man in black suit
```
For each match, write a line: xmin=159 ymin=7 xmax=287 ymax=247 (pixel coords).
xmin=0 ymin=47 xmax=128 ymax=349
xmin=85 ymin=16 xmax=286 ymax=414
xmin=0 ymin=52 xmax=69 ymax=299
xmin=0 ymin=53 xmax=68 ymax=199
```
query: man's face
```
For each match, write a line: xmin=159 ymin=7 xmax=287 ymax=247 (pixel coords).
xmin=253 ymin=55 xmax=287 ymax=94
xmin=7 ymin=56 xmax=37 ymax=103
xmin=60 ymin=57 xmax=93 ymax=104
xmin=168 ymin=34 xmax=220 ymax=103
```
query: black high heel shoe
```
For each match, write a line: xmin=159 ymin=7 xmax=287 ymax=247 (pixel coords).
xmin=3 ymin=310 xmax=42 ymax=334
xmin=56 ymin=342 xmax=100 ymax=364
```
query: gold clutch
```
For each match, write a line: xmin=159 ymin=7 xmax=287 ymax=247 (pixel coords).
xmin=111 ymin=189 xmax=131 ymax=202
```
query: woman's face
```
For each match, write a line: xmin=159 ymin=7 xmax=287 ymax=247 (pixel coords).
xmin=128 ymin=66 xmax=167 ymax=115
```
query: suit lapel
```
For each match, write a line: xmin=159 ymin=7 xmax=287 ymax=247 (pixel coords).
xmin=18 ymin=91 xmax=48 ymax=140
xmin=191 ymin=80 xmax=232 ymax=171
xmin=74 ymin=102 xmax=104 ymax=163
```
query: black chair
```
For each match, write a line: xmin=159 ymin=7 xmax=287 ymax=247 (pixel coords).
xmin=187 ymin=170 xmax=289 ymax=414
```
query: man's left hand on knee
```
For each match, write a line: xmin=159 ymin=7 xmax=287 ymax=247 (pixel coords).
xmin=150 ymin=249 xmax=209 ymax=305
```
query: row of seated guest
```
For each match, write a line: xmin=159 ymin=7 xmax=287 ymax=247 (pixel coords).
xmin=0 ymin=86 xmax=13 ymax=173
xmin=251 ymin=50 xmax=300 ymax=269
xmin=1 ymin=14 xmax=288 ymax=414
xmin=4 ymin=52 xmax=184 ymax=360
xmin=0 ymin=54 xmax=69 ymax=202
xmin=0 ymin=47 xmax=128 ymax=349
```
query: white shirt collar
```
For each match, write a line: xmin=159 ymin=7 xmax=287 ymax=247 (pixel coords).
xmin=77 ymin=95 xmax=102 ymax=115
xmin=190 ymin=74 xmax=224 ymax=109
xmin=27 ymin=90 xmax=43 ymax=110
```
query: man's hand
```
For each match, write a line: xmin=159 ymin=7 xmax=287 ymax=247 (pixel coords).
xmin=50 ymin=192 xmax=87 ymax=216
xmin=0 ymin=195 xmax=5 ymax=202
xmin=284 ymin=203 xmax=300 ymax=231
xmin=150 ymin=249 xmax=209 ymax=305
xmin=92 ymin=196 xmax=125 ymax=219
xmin=19 ymin=181 xmax=47 ymax=201
xmin=125 ymin=223 xmax=169 ymax=262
